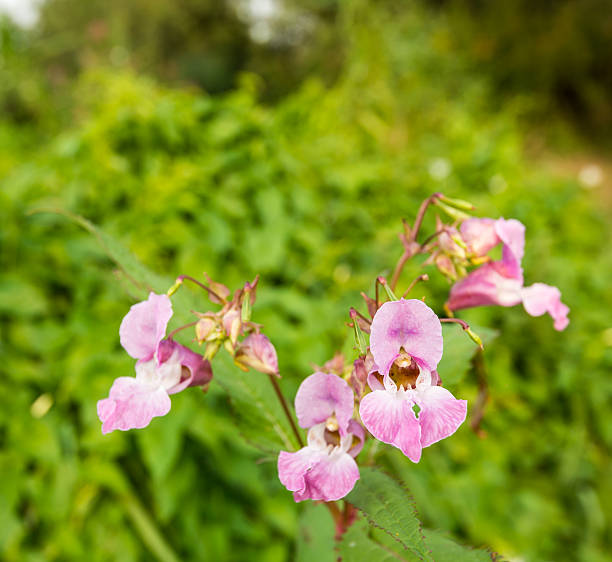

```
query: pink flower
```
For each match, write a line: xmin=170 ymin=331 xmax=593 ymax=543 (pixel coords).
xmin=447 ymin=218 xmax=569 ymax=331
xmin=278 ymin=372 xmax=364 ymax=502
xmin=98 ymin=292 xmax=212 ymax=434
xmin=368 ymin=299 xmax=443 ymax=376
xmin=278 ymin=421 xmax=364 ymax=502
xmin=294 ymin=371 xmax=354 ymax=436
xmin=359 ymin=300 xmax=466 ymax=462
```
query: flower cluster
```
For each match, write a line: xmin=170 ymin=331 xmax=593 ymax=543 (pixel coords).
xmin=97 ymin=275 xmax=278 ymax=434
xmin=446 ymin=217 xmax=569 ymax=330
xmin=97 ymin=193 xmax=569 ymax=519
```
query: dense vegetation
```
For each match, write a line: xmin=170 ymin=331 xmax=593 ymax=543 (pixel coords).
xmin=1 ymin=2 xmax=611 ymax=561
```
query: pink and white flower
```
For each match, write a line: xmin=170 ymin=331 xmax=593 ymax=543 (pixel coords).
xmin=278 ymin=372 xmax=364 ymax=502
xmin=359 ymin=299 xmax=467 ymax=462
xmin=97 ymin=292 xmax=212 ymax=434
xmin=447 ymin=218 xmax=569 ymax=331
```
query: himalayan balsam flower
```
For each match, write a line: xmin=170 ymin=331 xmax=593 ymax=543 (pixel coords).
xmin=97 ymin=292 xmax=212 ymax=434
xmin=359 ymin=299 xmax=467 ymax=463
xmin=278 ymin=372 xmax=364 ymax=502
xmin=448 ymin=218 xmax=569 ymax=330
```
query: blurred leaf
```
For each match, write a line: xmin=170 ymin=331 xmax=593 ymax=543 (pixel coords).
xmin=422 ymin=529 xmax=495 ymax=562
xmin=212 ymin=352 xmax=299 ymax=453
xmin=295 ymin=503 xmax=335 ymax=562
xmin=437 ymin=324 xmax=498 ymax=386
xmin=27 ymin=208 xmax=168 ymax=297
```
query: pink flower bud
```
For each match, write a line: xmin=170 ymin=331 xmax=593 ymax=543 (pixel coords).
xmin=234 ymin=333 xmax=279 ymax=375
xmin=195 ymin=317 xmax=217 ymax=343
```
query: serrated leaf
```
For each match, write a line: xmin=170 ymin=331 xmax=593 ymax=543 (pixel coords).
xmin=29 ymin=208 xmax=168 ymax=297
xmin=338 ymin=519 xmax=419 ymax=562
xmin=345 ymin=467 xmax=431 ymax=560
xmin=437 ymin=325 xmax=498 ymax=386
xmin=212 ymin=352 xmax=299 ymax=453
xmin=423 ymin=530 xmax=496 ymax=561
xmin=295 ymin=504 xmax=335 ymax=562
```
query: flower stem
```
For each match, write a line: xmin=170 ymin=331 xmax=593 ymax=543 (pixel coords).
xmin=166 ymin=321 xmax=198 ymax=340
xmin=470 ymin=348 xmax=489 ymax=436
xmin=326 ymin=502 xmax=345 ymax=540
xmin=400 ymin=274 xmax=429 ymax=298
xmin=170 ymin=275 xmax=224 ymax=303
xmin=390 ymin=251 xmax=412 ymax=291
xmin=440 ymin=317 xmax=470 ymax=330
xmin=267 ymin=374 xmax=304 ymax=448
xmin=412 ymin=193 xmax=442 ymax=240
xmin=390 ymin=194 xmax=442 ymax=291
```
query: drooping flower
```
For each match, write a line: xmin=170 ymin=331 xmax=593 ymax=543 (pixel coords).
xmin=98 ymin=292 xmax=212 ymax=434
xmin=359 ymin=299 xmax=467 ymax=462
xmin=277 ymin=372 xmax=364 ymax=502
xmin=447 ymin=218 xmax=569 ymax=330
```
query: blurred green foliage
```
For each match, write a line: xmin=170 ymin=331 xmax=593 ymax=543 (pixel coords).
xmin=1 ymin=2 xmax=612 ymax=561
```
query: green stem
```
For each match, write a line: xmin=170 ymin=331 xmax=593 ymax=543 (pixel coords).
xmin=120 ymin=493 xmax=179 ymax=562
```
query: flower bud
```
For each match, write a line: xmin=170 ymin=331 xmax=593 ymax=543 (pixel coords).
xmin=195 ymin=317 xmax=217 ymax=343
xmin=234 ymin=333 xmax=279 ymax=376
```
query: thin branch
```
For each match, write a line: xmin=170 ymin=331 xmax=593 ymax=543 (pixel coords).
xmin=267 ymin=374 xmax=304 ymax=448
xmin=411 ymin=192 xmax=442 ymax=241
xmin=166 ymin=321 xmax=198 ymax=341
xmin=470 ymin=348 xmax=489 ymax=436
xmin=420 ymin=228 xmax=445 ymax=248
xmin=174 ymin=275 xmax=224 ymax=302
xmin=440 ymin=317 xmax=470 ymax=330
xmin=326 ymin=502 xmax=345 ymax=540
xmin=400 ymin=274 xmax=429 ymax=299
xmin=350 ymin=308 xmax=371 ymax=325
xmin=390 ymin=250 xmax=411 ymax=291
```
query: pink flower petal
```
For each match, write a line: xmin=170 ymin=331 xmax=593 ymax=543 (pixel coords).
xmin=461 ymin=218 xmax=499 ymax=256
xmin=447 ymin=262 xmax=523 ymax=311
xmin=234 ymin=333 xmax=279 ymax=375
xmin=119 ymin=293 xmax=173 ymax=361
xmin=495 ymin=218 xmax=525 ymax=280
xmin=347 ymin=420 xmax=366 ymax=458
xmin=293 ymin=451 xmax=359 ymax=502
xmin=277 ymin=447 xmax=321 ymax=495
xmin=521 ymin=283 xmax=569 ymax=331
xmin=294 ymin=372 xmax=354 ymax=436
xmin=97 ymin=376 xmax=171 ymax=434
xmin=415 ymin=385 xmax=467 ymax=448
xmin=369 ymin=299 xmax=443 ymax=374
xmin=156 ymin=339 xmax=213 ymax=394
xmin=359 ymin=389 xmax=422 ymax=462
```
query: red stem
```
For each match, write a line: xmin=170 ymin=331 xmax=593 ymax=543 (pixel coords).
xmin=267 ymin=374 xmax=304 ymax=448
xmin=176 ymin=275 xmax=224 ymax=302
xmin=166 ymin=321 xmax=198 ymax=340
xmin=400 ymin=274 xmax=429 ymax=299
xmin=440 ymin=317 xmax=470 ymax=331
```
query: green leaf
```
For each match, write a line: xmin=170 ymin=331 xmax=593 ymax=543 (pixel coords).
xmin=423 ymin=530 xmax=496 ymax=562
xmin=212 ymin=352 xmax=299 ymax=453
xmin=295 ymin=504 xmax=335 ymax=562
xmin=345 ymin=467 xmax=431 ymax=560
xmin=28 ymin=207 xmax=169 ymax=297
xmin=437 ymin=325 xmax=498 ymax=386
xmin=338 ymin=519 xmax=419 ymax=562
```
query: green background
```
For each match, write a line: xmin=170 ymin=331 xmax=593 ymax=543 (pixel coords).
xmin=1 ymin=1 xmax=611 ymax=560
